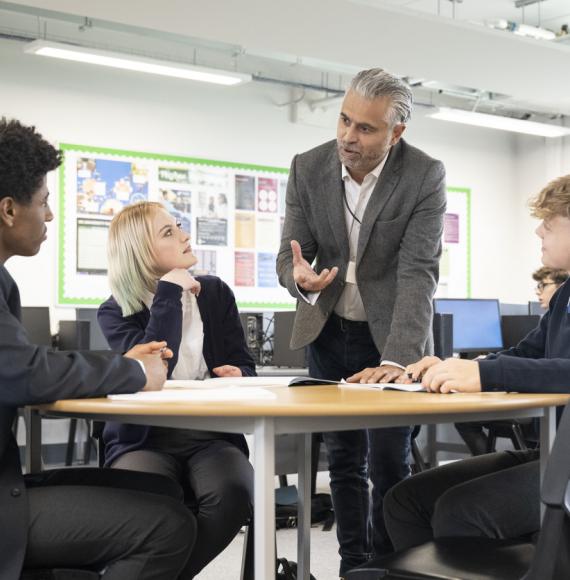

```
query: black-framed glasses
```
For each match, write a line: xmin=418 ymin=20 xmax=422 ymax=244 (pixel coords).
xmin=536 ymin=281 xmax=556 ymax=291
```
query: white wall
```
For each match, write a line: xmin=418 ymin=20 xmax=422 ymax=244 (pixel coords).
xmin=1 ymin=35 xmax=560 ymax=324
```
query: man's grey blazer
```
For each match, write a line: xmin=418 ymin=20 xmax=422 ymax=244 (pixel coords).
xmin=276 ymin=138 xmax=446 ymax=366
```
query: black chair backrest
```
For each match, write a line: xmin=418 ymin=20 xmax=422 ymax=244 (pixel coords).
xmin=523 ymin=401 xmax=570 ymax=579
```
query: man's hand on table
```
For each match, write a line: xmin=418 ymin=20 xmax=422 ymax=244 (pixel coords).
xmin=124 ymin=341 xmax=173 ymax=391
xmin=347 ymin=364 xmax=405 ymax=384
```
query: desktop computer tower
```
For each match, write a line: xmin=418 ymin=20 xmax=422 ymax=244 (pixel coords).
xmin=239 ymin=312 xmax=264 ymax=364
xmin=432 ymin=313 xmax=453 ymax=359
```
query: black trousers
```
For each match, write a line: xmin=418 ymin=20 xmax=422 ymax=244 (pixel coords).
xmin=23 ymin=468 xmax=196 ymax=580
xmin=383 ymin=449 xmax=539 ymax=551
xmin=309 ymin=314 xmax=412 ymax=575
xmin=112 ymin=438 xmax=254 ymax=579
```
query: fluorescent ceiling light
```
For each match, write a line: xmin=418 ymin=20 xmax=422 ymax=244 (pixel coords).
xmin=429 ymin=107 xmax=570 ymax=138
xmin=489 ymin=19 xmax=556 ymax=41
xmin=24 ymin=40 xmax=251 ymax=86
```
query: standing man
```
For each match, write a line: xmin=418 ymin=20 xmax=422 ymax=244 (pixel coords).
xmin=276 ymin=68 xmax=446 ymax=576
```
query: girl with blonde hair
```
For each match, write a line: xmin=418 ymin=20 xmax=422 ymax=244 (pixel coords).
xmin=98 ymin=201 xmax=255 ymax=579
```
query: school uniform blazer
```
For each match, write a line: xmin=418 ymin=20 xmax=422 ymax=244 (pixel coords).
xmin=0 ymin=265 xmax=145 ymax=580
xmin=480 ymin=279 xmax=570 ymax=393
xmin=97 ymin=275 xmax=255 ymax=466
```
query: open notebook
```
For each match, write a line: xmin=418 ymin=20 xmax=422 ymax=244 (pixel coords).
xmin=339 ymin=381 xmax=426 ymax=392
xmin=162 ymin=376 xmax=425 ymax=391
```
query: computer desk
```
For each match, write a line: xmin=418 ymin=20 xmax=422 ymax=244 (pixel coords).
xmin=25 ymin=387 xmax=570 ymax=580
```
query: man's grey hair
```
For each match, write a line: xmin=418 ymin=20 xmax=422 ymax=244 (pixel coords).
xmin=349 ymin=68 xmax=413 ymax=125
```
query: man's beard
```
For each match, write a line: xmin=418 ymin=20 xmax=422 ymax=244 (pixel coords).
xmin=336 ymin=140 xmax=384 ymax=173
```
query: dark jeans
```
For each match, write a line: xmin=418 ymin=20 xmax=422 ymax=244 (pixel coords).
xmin=24 ymin=468 xmax=196 ymax=580
xmin=112 ymin=438 xmax=253 ymax=579
xmin=309 ymin=314 xmax=412 ymax=575
xmin=384 ymin=449 xmax=540 ymax=551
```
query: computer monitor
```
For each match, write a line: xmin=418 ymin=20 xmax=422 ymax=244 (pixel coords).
xmin=20 ymin=307 xmax=52 ymax=346
xmin=76 ymin=308 xmax=110 ymax=350
xmin=433 ymin=298 xmax=503 ymax=353
xmin=501 ymin=315 xmax=541 ymax=349
xmin=272 ymin=311 xmax=307 ymax=368
xmin=499 ymin=303 xmax=529 ymax=316
xmin=528 ymin=301 xmax=547 ymax=316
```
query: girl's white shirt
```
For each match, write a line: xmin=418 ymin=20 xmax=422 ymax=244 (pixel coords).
xmin=143 ymin=288 xmax=209 ymax=381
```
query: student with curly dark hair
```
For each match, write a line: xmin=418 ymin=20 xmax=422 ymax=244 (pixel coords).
xmin=0 ymin=118 xmax=197 ymax=580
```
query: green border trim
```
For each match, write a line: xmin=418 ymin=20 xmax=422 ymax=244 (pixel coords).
xmin=57 ymin=143 xmax=288 ymax=306
xmin=447 ymin=186 xmax=472 ymax=298
xmin=57 ymin=144 xmax=472 ymax=306
xmin=59 ymin=143 xmax=289 ymax=174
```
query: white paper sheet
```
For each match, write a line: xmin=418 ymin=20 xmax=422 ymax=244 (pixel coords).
xmin=164 ymin=376 xmax=296 ymax=389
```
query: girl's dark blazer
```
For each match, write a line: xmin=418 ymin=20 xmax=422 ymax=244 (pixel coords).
xmin=97 ymin=275 xmax=256 ymax=466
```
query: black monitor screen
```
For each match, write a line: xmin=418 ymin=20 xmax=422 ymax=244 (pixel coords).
xmin=20 ymin=307 xmax=52 ymax=346
xmin=434 ymin=298 xmax=503 ymax=353
xmin=272 ymin=311 xmax=307 ymax=368
xmin=501 ymin=315 xmax=541 ymax=350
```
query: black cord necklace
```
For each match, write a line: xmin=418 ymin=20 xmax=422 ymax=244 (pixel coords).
xmin=342 ymin=188 xmax=362 ymax=224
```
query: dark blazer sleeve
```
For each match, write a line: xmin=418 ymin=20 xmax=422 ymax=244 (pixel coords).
xmin=0 ymin=297 xmax=145 ymax=408
xmin=220 ymin=282 xmax=256 ymax=376
xmin=98 ymin=280 xmax=183 ymax=377
xmin=478 ymin=309 xmax=570 ymax=393
xmin=199 ymin=277 xmax=256 ymax=377
xmin=381 ymin=159 xmax=446 ymax=365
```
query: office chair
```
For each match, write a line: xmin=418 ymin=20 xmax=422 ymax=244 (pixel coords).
xmin=486 ymin=420 xmax=534 ymax=453
xmin=345 ymin=400 xmax=570 ymax=580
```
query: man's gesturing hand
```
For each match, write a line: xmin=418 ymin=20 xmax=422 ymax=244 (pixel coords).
xmin=291 ymin=240 xmax=338 ymax=292
xmin=124 ymin=341 xmax=173 ymax=391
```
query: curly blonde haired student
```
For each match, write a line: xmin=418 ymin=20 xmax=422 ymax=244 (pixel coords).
xmin=98 ymin=201 xmax=255 ymax=579
xmin=382 ymin=174 xmax=570 ymax=551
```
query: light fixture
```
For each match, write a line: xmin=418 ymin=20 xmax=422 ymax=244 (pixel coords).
xmin=428 ymin=107 xmax=570 ymax=138
xmin=489 ymin=19 xmax=556 ymax=41
xmin=24 ymin=40 xmax=251 ymax=86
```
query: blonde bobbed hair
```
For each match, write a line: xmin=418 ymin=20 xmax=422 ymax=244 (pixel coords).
xmin=107 ymin=201 xmax=165 ymax=316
